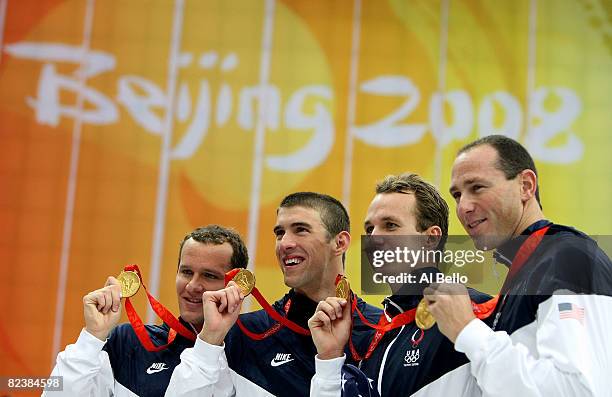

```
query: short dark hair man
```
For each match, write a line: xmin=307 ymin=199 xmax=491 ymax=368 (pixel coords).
xmin=426 ymin=135 xmax=612 ymax=396
xmin=166 ymin=192 xmax=381 ymax=397
xmin=308 ymin=174 xmax=491 ymax=396
xmin=45 ymin=225 xmax=247 ymax=397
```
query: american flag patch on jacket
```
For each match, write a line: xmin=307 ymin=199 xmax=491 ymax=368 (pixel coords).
xmin=558 ymin=302 xmax=585 ymax=325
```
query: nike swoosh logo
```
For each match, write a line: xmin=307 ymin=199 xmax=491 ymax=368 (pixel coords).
xmin=270 ymin=358 xmax=294 ymax=367
xmin=146 ymin=365 xmax=169 ymax=374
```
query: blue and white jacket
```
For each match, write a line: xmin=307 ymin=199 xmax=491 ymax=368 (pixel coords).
xmin=165 ymin=289 xmax=382 ymax=397
xmin=44 ymin=320 xmax=195 ymax=397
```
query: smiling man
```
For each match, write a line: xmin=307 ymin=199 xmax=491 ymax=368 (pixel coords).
xmin=45 ymin=225 xmax=248 ymax=397
xmin=308 ymin=174 xmax=491 ymax=397
xmin=165 ymin=192 xmax=381 ymax=397
xmin=425 ymin=135 xmax=612 ymax=396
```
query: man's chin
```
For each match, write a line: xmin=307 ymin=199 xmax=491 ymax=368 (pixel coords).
xmin=471 ymin=235 xmax=500 ymax=251
xmin=180 ymin=312 xmax=203 ymax=326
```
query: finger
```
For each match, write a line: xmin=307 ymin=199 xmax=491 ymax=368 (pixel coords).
xmin=341 ymin=298 xmax=351 ymax=319
xmin=325 ymin=297 xmax=345 ymax=319
xmin=314 ymin=311 xmax=332 ymax=330
xmin=308 ymin=312 xmax=324 ymax=329
xmin=227 ymin=280 xmax=244 ymax=299
xmin=92 ymin=291 xmax=106 ymax=312
xmin=316 ymin=301 xmax=337 ymax=321
xmin=217 ymin=291 xmax=228 ymax=313
xmin=110 ymin=284 xmax=122 ymax=312
xmin=226 ymin=286 xmax=240 ymax=313
xmin=84 ymin=290 xmax=103 ymax=311
xmin=101 ymin=288 xmax=115 ymax=314
xmin=105 ymin=276 xmax=120 ymax=287
xmin=92 ymin=290 xmax=107 ymax=312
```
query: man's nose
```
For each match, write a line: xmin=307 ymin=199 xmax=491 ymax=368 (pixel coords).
xmin=186 ymin=275 xmax=204 ymax=293
xmin=457 ymin=195 xmax=475 ymax=216
xmin=278 ymin=233 xmax=297 ymax=250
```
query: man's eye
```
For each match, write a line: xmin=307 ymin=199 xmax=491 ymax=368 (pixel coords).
xmin=296 ymin=227 xmax=308 ymax=233
xmin=205 ymin=273 xmax=219 ymax=280
xmin=473 ymin=185 xmax=484 ymax=192
xmin=181 ymin=269 xmax=193 ymax=276
xmin=364 ymin=226 xmax=374 ymax=235
xmin=274 ymin=230 xmax=284 ymax=239
xmin=386 ymin=223 xmax=398 ymax=229
xmin=451 ymin=192 xmax=461 ymax=201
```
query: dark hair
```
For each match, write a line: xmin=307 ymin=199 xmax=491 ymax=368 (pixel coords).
xmin=376 ymin=173 xmax=449 ymax=251
xmin=458 ymin=135 xmax=541 ymax=207
xmin=177 ymin=225 xmax=248 ymax=270
xmin=278 ymin=192 xmax=350 ymax=239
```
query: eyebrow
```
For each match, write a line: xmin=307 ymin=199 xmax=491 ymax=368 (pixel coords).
xmin=273 ymin=221 xmax=312 ymax=233
xmin=290 ymin=221 xmax=312 ymax=229
xmin=364 ymin=215 xmax=400 ymax=228
xmin=178 ymin=264 xmax=224 ymax=275
xmin=449 ymin=177 xmax=481 ymax=194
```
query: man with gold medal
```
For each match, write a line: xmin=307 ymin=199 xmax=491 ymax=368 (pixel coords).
xmin=44 ymin=225 xmax=249 ymax=397
xmin=308 ymin=174 xmax=492 ymax=396
xmin=166 ymin=192 xmax=382 ymax=397
xmin=424 ymin=136 xmax=612 ymax=396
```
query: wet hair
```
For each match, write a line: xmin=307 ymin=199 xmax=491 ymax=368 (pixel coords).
xmin=376 ymin=173 xmax=449 ymax=251
xmin=177 ymin=225 xmax=248 ymax=269
xmin=458 ymin=135 xmax=541 ymax=207
xmin=278 ymin=192 xmax=350 ymax=239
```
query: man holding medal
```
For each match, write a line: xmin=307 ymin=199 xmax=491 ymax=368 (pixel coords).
xmin=308 ymin=174 xmax=492 ymax=396
xmin=424 ymin=135 xmax=612 ymax=396
xmin=44 ymin=225 xmax=249 ymax=397
xmin=165 ymin=192 xmax=382 ymax=396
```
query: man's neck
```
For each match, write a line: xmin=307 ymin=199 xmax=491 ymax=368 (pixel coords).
xmin=512 ymin=200 xmax=545 ymax=238
xmin=294 ymin=285 xmax=336 ymax=303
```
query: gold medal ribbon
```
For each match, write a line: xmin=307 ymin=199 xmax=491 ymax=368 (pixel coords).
xmin=122 ymin=264 xmax=196 ymax=351
xmin=224 ymin=268 xmax=311 ymax=337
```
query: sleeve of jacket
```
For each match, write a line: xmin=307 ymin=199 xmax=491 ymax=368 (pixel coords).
xmin=164 ymin=337 xmax=235 ymax=397
xmin=309 ymin=355 xmax=345 ymax=397
xmin=42 ymin=328 xmax=114 ymax=397
xmin=455 ymin=293 xmax=611 ymax=397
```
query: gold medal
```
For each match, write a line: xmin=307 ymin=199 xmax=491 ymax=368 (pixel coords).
xmin=232 ymin=268 xmax=256 ymax=296
xmin=335 ymin=277 xmax=350 ymax=300
xmin=117 ymin=270 xmax=141 ymax=298
xmin=415 ymin=298 xmax=435 ymax=330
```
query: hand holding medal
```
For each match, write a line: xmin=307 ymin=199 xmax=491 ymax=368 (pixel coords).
xmin=82 ymin=276 xmax=124 ymax=341
xmin=116 ymin=265 xmax=197 ymax=351
xmin=199 ymin=278 xmax=247 ymax=346
xmin=423 ymin=283 xmax=499 ymax=341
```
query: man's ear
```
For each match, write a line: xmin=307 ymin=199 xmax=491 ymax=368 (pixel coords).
xmin=424 ymin=225 xmax=442 ymax=250
xmin=519 ymin=169 xmax=538 ymax=203
xmin=334 ymin=231 xmax=351 ymax=256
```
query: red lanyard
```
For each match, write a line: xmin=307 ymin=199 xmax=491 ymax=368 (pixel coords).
xmin=348 ymin=293 xmax=500 ymax=361
xmin=500 ymin=225 xmax=550 ymax=294
xmin=348 ymin=298 xmax=418 ymax=361
xmin=123 ymin=264 xmax=196 ymax=352
xmin=224 ymin=269 xmax=311 ymax=339
xmin=492 ymin=225 xmax=550 ymax=329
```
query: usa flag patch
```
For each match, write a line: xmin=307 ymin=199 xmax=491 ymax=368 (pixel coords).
xmin=558 ymin=302 xmax=585 ymax=325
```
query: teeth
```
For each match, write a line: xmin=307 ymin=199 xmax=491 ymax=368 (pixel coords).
xmin=469 ymin=220 xmax=484 ymax=229
xmin=285 ymin=258 xmax=302 ymax=265
xmin=186 ymin=298 xmax=202 ymax=304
